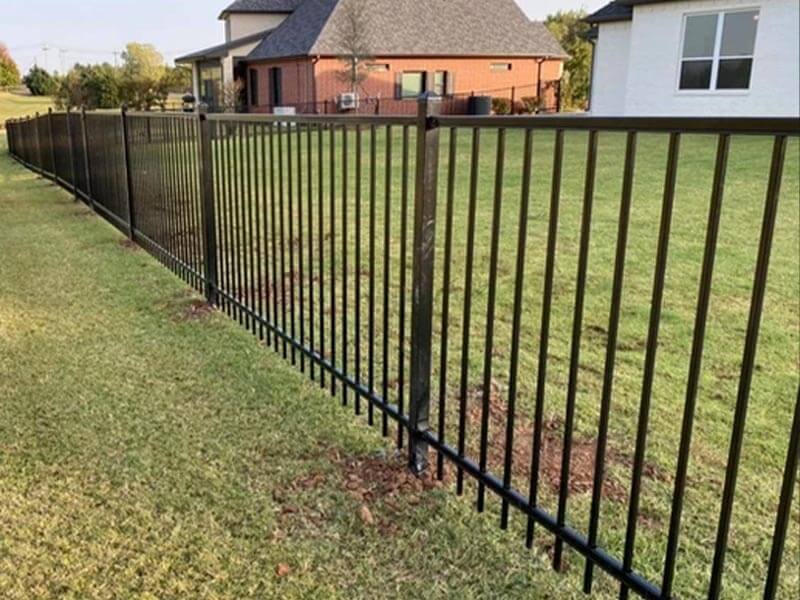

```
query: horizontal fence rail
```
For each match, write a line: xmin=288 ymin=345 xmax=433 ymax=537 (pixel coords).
xmin=5 ymin=102 xmax=799 ymax=600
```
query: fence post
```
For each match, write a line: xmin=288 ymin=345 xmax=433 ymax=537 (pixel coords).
xmin=556 ymin=80 xmax=562 ymax=113
xmin=407 ymin=92 xmax=442 ymax=475
xmin=511 ymin=86 xmax=516 ymax=115
xmin=197 ymin=107 xmax=218 ymax=305
xmin=33 ymin=112 xmax=43 ymax=174
xmin=120 ymin=105 xmax=136 ymax=240
xmin=80 ymin=107 xmax=94 ymax=210
xmin=65 ymin=108 xmax=79 ymax=200
xmin=47 ymin=107 xmax=56 ymax=180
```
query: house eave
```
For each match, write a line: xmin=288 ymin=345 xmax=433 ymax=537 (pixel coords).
xmin=244 ymin=52 xmax=570 ymax=63
xmin=218 ymin=9 xmax=292 ymax=20
xmin=175 ymin=29 xmax=274 ymax=64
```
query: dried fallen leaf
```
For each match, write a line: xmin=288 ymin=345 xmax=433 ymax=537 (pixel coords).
xmin=275 ymin=563 xmax=291 ymax=578
xmin=358 ymin=505 xmax=375 ymax=526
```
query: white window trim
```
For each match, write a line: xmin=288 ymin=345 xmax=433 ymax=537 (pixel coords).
xmin=675 ymin=7 xmax=760 ymax=95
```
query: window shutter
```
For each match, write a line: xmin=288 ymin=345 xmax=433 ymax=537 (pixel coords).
xmin=395 ymin=73 xmax=402 ymax=99
xmin=446 ymin=72 xmax=455 ymax=96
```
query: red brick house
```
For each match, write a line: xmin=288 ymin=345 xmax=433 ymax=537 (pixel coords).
xmin=177 ymin=0 xmax=567 ymax=114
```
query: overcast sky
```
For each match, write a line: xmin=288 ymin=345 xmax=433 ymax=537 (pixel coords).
xmin=3 ymin=0 xmax=604 ymax=74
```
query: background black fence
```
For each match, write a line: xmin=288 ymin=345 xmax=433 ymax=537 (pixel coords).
xmin=241 ymin=81 xmax=562 ymax=116
xmin=5 ymin=104 xmax=799 ymax=599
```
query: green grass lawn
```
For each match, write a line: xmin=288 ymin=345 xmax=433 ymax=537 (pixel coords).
xmin=0 ymin=89 xmax=53 ymax=127
xmin=3 ymin=119 xmax=799 ymax=599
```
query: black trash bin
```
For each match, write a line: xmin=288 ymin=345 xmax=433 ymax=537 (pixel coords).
xmin=468 ymin=95 xmax=492 ymax=115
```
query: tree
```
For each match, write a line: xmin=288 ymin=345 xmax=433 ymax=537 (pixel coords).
xmin=335 ymin=0 xmax=373 ymax=94
xmin=55 ymin=63 xmax=121 ymax=110
xmin=119 ymin=42 xmax=168 ymax=110
xmin=23 ymin=65 xmax=59 ymax=96
xmin=0 ymin=43 xmax=21 ymax=88
xmin=152 ymin=66 xmax=192 ymax=110
xmin=221 ymin=79 xmax=244 ymax=113
xmin=545 ymin=10 xmax=592 ymax=110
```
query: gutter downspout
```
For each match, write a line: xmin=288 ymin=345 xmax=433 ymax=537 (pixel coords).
xmin=587 ymin=28 xmax=597 ymax=113
xmin=311 ymin=55 xmax=320 ymax=114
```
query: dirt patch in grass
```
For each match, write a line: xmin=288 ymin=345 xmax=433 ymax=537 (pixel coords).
xmin=464 ymin=379 xmax=667 ymax=504
xmin=72 ymin=207 xmax=94 ymax=218
xmin=272 ymin=448 xmax=444 ymax=537
xmin=583 ymin=324 xmax=646 ymax=353
xmin=119 ymin=239 xmax=139 ymax=251
xmin=179 ymin=299 xmax=214 ymax=321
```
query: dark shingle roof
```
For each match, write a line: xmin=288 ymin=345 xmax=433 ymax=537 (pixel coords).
xmin=530 ymin=21 xmax=568 ymax=57
xmin=585 ymin=2 xmax=633 ymax=24
xmin=219 ymin=0 xmax=304 ymax=18
xmin=175 ymin=29 xmax=274 ymax=62
xmin=248 ymin=0 xmax=568 ymax=60
xmin=248 ymin=0 xmax=339 ymax=59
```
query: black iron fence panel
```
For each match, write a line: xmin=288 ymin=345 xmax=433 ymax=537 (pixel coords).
xmin=51 ymin=112 xmax=72 ymax=185
xmin=68 ymin=112 xmax=88 ymax=198
xmin=4 ymin=104 xmax=799 ymax=600
xmin=83 ymin=113 xmax=129 ymax=230
xmin=126 ymin=113 xmax=206 ymax=294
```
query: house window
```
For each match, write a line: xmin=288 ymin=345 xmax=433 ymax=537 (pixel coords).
xmin=490 ymin=63 xmax=512 ymax=72
xmin=269 ymin=67 xmax=282 ymax=106
xmin=679 ymin=10 xmax=759 ymax=91
xmin=400 ymin=72 xmax=425 ymax=98
xmin=367 ymin=63 xmax=389 ymax=72
xmin=249 ymin=69 xmax=259 ymax=106
xmin=433 ymin=71 xmax=448 ymax=96
xmin=198 ymin=61 xmax=223 ymax=108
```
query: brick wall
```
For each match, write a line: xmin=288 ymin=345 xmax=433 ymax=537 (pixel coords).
xmin=247 ymin=58 xmax=316 ymax=112
xmin=246 ymin=56 xmax=563 ymax=114
xmin=315 ymin=56 xmax=562 ymax=103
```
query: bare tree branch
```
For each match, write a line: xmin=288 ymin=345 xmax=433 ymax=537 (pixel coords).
xmin=335 ymin=0 xmax=373 ymax=94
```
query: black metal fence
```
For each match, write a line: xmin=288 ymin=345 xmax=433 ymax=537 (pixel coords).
xmin=246 ymin=81 xmax=562 ymax=116
xmin=5 ymin=104 xmax=799 ymax=599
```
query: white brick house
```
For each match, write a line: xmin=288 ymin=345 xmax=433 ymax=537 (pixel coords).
xmin=586 ymin=0 xmax=800 ymax=116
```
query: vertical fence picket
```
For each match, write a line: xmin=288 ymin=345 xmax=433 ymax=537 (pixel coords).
xmin=120 ymin=106 xmax=136 ymax=239
xmin=708 ymin=134 xmax=788 ymax=599
xmin=764 ymin=387 xmax=800 ymax=600
xmin=80 ymin=108 xmax=94 ymax=208
xmin=662 ymin=133 xmax=730 ymax=598
xmin=47 ymin=107 xmax=56 ymax=179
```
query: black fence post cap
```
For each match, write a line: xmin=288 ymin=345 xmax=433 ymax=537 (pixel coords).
xmin=417 ymin=91 xmax=442 ymax=104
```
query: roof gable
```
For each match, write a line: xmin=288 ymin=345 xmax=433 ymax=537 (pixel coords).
xmin=248 ymin=0 xmax=567 ymax=60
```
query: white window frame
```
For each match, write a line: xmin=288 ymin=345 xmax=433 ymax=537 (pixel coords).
xmin=676 ymin=8 xmax=760 ymax=95
xmin=400 ymin=71 xmax=426 ymax=99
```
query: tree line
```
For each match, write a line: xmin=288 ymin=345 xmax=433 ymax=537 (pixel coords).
xmin=2 ymin=43 xmax=190 ymax=111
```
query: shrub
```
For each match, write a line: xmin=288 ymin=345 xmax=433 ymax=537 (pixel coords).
xmin=55 ymin=63 xmax=121 ymax=110
xmin=520 ymin=96 xmax=539 ymax=114
xmin=492 ymin=97 xmax=511 ymax=115
xmin=23 ymin=66 xmax=58 ymax=96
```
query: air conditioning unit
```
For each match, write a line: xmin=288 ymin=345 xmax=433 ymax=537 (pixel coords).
xmin=338 ymin=92 xmax=359 ymax=111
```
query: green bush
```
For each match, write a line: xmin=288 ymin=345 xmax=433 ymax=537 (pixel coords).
xmin=23 ymin=66 xmax=58 ymax=96
xmin=491 ymin=97 xmax=511 ymax=115
xmin=520 ymin=96 xmax=539 ymax=114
